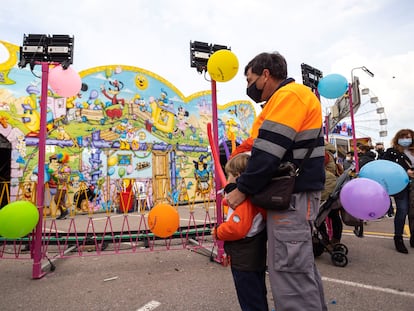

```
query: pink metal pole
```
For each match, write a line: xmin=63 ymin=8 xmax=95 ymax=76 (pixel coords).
xmin=32 ymin=62 xmax=48 ymax=279
xmin=325 ymin=115 xmax=329 ymax=141
xmin=348 ymin=82 xmax=359 ymax=173
xmin=210 ymin=79 xmax=224 ymax=260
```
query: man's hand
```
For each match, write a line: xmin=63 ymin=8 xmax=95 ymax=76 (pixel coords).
xmin=225 ymin=187 xmax=246 ymax=209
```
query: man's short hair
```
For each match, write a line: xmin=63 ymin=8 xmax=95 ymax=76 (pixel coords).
xmin=244 ymin=52 xmax=287 ymax=80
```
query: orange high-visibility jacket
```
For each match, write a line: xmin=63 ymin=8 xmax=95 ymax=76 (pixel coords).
xmin=235 ymin=79 xmax=325 ymax=195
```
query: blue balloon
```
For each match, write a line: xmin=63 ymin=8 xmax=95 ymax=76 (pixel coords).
xmin=317 ymin=74 xmax=348 ymax=99
xmin=359 ymin=160 xmax=409 ymax=195
xmin=107 ymin=167 xmax=115 ymax=176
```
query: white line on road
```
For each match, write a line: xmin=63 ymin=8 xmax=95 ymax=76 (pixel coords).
xmin=136 ymin=300 xmax=161 ymax=311
xmin=322 ymin=277 xmax=414 ymax=298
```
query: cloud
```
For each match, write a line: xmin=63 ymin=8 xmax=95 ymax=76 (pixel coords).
xmin=1 ymin=0 xmax=413 ymax=144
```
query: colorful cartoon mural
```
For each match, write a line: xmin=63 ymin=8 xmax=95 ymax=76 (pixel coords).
xmin=0 ymin=40 xmax=256 ymax=212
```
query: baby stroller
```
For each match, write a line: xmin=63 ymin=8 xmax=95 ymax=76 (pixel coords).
xmin=312 ymin=166 xmax=362 ymax=267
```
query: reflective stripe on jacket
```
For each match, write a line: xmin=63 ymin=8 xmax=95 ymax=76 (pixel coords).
xmin=237 ymin=79 xmax=325 ymax=195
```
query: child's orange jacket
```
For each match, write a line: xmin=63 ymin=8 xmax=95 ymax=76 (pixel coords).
xmin=216 ymin=198 xmax=266 ymax=241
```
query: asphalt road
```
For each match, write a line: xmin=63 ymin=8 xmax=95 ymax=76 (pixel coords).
xmin=1 ymin=217 xmax=413 ymax=311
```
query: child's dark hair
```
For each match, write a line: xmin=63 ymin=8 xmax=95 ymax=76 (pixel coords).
xmin=224 ymin=153 xmax=250 ymax=177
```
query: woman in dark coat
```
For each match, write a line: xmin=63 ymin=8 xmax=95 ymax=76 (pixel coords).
xmin=383 ymin=129 xmax=414 ymax=253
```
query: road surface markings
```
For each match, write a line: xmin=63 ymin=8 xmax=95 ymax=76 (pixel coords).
xmin=343 ymin=229 xmax=411 ymax=239
xmin=322 ymin=277 xmax=414 ymax=298
xmin=136 ymin=300 xmax=161 ymax=311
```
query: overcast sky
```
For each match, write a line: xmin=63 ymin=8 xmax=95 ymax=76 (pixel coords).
xmin=1 ymin=0 xmax=413 ymax=145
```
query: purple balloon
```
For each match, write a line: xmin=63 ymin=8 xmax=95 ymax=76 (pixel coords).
xmin=340 ymin=178 xmax=390 ymax=221
xmin=89 ymin=89 xmax=99 ymax=100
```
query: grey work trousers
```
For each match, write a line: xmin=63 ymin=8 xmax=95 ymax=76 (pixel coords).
xmin=267 ymin=191 xmax=327 ymax=311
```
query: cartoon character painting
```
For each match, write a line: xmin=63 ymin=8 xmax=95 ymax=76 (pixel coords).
xmin=0 ymin=39 xmax=256 ymax=209
xmin=193 ymin=154 xmax=211 ymax=196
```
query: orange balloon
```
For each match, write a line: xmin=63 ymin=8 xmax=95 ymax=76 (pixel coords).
xmin=147 ymin=203 xmax=180 ymax=238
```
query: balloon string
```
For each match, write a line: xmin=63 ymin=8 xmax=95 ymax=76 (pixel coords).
xmin=207 ymin=123 xmax=227 ymax=186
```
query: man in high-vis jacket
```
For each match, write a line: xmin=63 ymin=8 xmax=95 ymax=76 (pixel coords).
xmin=226 ymin=52 xmax=327 ymax=311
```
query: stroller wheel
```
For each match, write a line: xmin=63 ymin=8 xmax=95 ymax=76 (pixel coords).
xmin=331 ymin=251 xmax=348 ymax=267
xmin=333 ymin=243 xmax=349 ymax=255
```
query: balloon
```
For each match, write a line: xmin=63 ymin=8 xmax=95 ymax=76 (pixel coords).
xmin=126 ymin=164 xmax=134 ymax=175
xmin=317 ymin=74 xmax=348 ymax=99
xmin=148 ymin=203 xmax=180 ymax=238
xmin=48 ymin=65 xmax=82 ymax=98
xmin=33 ymin=165 xmax=50 ymax=183
xmin=207 ymin=50 xmax=239 ymax=82
xmin=105 ymin=68 xmax=113 ymax=79
xmin=340 ymin=178 xmax=389 ymax=221
xmin=0 ymin=201 xmax=39 ymax=239
xmin=359 ymin=160 xmax=409 ymax=195
xmin=118 ymin=167 xmax=126 ymax=178
xmin=107 ymin=155 xmax=118 ymax=167
xmin=107 ymin=167 xmax=115 ymax=176
xmin=89 ymin=89 xmax=99 ymax=100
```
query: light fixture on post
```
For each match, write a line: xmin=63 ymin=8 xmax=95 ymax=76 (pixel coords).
xmin=300 ymin=64 xmax=327 ymax=138
xmin=190 ymin=41 xmax=230 ymax=74
xmin=19 ymin=34 xmax=74 ymax=70
xmin=46 ymin=35 xmax=74 ymax=69
xmin=301 ymin=63 xmax=323 ymax=93
xmin=349 ymin=66 xmax=374 ymax=172
xmin=19 ymin=34 xmax=75 ymax=279
xmin=190 ymin=40 xmax=230 ymax=264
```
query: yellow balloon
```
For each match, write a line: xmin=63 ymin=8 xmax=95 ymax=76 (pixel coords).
xmin=108 ymin=155 xmax=118 ymax=167
xmin=207 ymin=50 xmax=239 ymax=82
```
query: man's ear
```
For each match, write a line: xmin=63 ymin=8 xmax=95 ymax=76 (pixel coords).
xmin=262 ymin=68 xmax=270 ymax=78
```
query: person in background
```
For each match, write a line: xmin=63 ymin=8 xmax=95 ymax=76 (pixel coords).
xmin=226 ymin=52 xmax=327 ymax=311
xmin=212 ymin=153 xmax=268 ymax=311
xmin=357 ymin=144 xmax=376 ymax=168
xmin=373 ymin=142 xmax=395 ymax=217
xmin=343 ymin=151 xmax=354 ymax=170
xmin=352 ymin=144 xmax=377 ymax=237
xmin=321 ymin=141 xmax=343 ymax=247
xmin=383 ymin=129 xmax=414 ymax=253
xmin=375 ymin=142 xmax=385 ymax=159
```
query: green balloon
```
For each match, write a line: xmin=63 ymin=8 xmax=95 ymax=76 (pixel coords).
xmin=0 ymin=201 xmax=39 ymax=239
xmin=118 ymin=167 xmax=126 ymax=178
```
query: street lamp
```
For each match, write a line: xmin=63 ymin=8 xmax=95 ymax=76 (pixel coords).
xmin=349 ymin=66 xmax=374 ymax=172
xmin=190 ymin=40 xmax=230 ymax=264
xmin=18 ymin=34 xmax=74 ymax=279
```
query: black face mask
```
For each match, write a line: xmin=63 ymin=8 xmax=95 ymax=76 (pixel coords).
xmin=246 ymin=79 xmax=263 ymax=103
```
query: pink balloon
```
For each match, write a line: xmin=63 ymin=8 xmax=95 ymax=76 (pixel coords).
xmin=340 ymin=178 xmax=390 ymax=221
xmin=48 ymin=65 xmax=82 ymax=97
